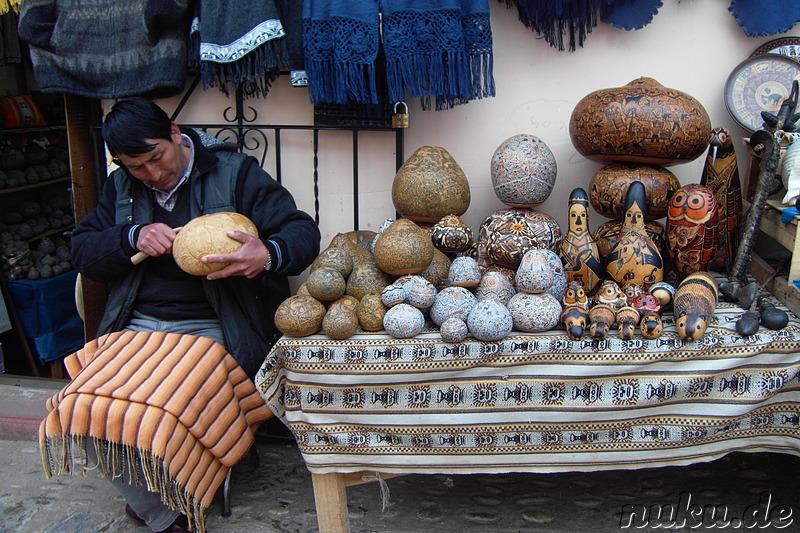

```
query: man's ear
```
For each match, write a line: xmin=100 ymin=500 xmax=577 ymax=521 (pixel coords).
xmin=169 ymin=122 xmax=182 ymax=143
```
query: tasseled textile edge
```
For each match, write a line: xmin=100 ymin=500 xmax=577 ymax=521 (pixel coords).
xmin=199 ymin=38 xmax=287 ymax=99
xmin=0 ymin=0 xmax=20 ymax=16
xmin=305 ymin=59 xmax=379 ymax=105
xmin=40 ymin=435 xmax=208 ymax=533
xmin=390 ymin=51 xmax=495 ymax=111
xmin=497 ymin=0 xmax=608 ymax=51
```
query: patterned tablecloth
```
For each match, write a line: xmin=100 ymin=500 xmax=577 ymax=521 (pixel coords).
xmin=255 ymin=303 xmax=800 ymax=475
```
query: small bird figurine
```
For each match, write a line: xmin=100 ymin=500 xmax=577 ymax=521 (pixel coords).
xmin=615 ymin=306 xmax=640 ymax=340
xmin=666 ymin=183 xmax=719 ymax=280
xmin=558 ymin=187 xmax=604 ymax=293
xmin=593 ymin=279 xmax=627 ymax=311
xmin=589 ymin=303 xmax=616 ymax=341
xmin=561 ymin=305 xmax=589 ymax=341
xmin=639 ymin=311 xmax=664 ymax=339
xmin=700 ymin=126 xmax=742 ymax=273
xmin=631 ymin=292 xmax=661 ymax=318
xmin=562 ymin=282 xmax=590 ymax=311
xmin=606 ymin=181 xmax=664 ymax=289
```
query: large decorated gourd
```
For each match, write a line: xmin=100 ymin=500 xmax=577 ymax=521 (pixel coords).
xmin=490 ymin=134 xmax=557 ymax=207
xmin=605 ymin=181 xmax=664 ymax=289
xmin=569 ymin=77 xmax=711 ymax=166
xmin=274 ymin=294 xmax=327 ymax=337
xmin=589 ymin=163 xmax=681 ymax=221
xmin=173 ymin=212 xmax=258 ymax=276
xmin=482 ymin=208 xmax=561 ymax=269
xmin=392 ymin=145 xmax=471 ymax=223
xmin=373 ymin=218 xmax=434 ymax=275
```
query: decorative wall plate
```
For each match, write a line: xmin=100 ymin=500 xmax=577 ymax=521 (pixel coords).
xmin=750 ymin=37 xmax=800 ymax=59
xmin=724 ymin=54 xmax=800 ymax=132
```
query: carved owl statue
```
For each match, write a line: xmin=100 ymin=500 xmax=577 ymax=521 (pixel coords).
xmin=666 ymin=183 xmax=718 ymax=280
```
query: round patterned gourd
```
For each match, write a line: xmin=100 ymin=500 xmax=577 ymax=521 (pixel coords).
xmin=430 ymin=214 xmax=473 ymax=253
xmin=490 ymin=134 xmax=557 ymax=207
xmin=323 ymin=296 xmax=360 ymax=340
xmin=569 ymin=77 xmax=711 ymax=166
xmin=383 ymin=303 xmax=426 ymax=338
xmin=346 ymin=261 xmax=391 ymax=300
xmin=356 ymin=293 xmax=388 ymax=331
xmin=430 ymin=286 xmax=478 ymax=326
xmin=475 ymin=271 xmax=516 ymax=305
xmin=515 ymin=249 xmax=555 ymax=294
xmin=481 ymin=208 xmax=562 ymax=269
xmin=274 ymin=294 xmax=327 ymax=337
xmin=589 ymin=163 xmax=681 ymax=220
xmin=440 ymin=317 xmax=469 ymax=343
xmin=311 ymin=246 xmax=354 ymax=278
xmin=392 ymin=145 xmax=471 ymax=223
xmin=419 ymin=248 xmax=452 ymax=290
xmin=448 ymin=256 xmax=482 ymax=287
xmin=507 ymin=292 xmax=562 ymax=332
xmin=467 ymin=299 xmax=513 ymax=342
xmin=305 ymin=266 xmax=347 ymax=301
xmin=373 ymin=218 xmax=435 ymax=275
xmin=172 ymin=212 xmax=257 ymax=275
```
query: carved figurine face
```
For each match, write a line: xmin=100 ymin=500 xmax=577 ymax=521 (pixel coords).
xmin=639 ymin=311 xmax=664 ymax=339
xmin=632 ymin=293 xmax=661 ymax=316
xmin=675 ymin=311 xmax=708 ymax=341
xmin=623 ymin=283 xmax=642 ymax=303
xmin=594 ymin=280 xmax=626 ymax=309
xmin=667 ymin=187 xmax=715 ymax=225
xmin=624 ymin=202 xmax=645 ymax=230
xmin=568 ymin=201 xmax=589 ymax=236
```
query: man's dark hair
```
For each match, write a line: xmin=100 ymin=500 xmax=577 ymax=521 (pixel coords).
xmin=102 ymin=97 xmax=173 ymax=157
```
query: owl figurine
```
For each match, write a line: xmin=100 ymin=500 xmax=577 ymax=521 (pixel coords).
xmin=558 ymin=188 xmax=604 ymax=294
xmin=562 ymin=282 xmax=590 ymax=310
xmin=700 ymin=127 xmax=742 ymax=273
xmin=666 ymin=183 xmax=719 ymax=280
xmin=592 ymin=279 xmax=627 ymax=311
xmin=606 ymin=181 xmax=664 ymax=289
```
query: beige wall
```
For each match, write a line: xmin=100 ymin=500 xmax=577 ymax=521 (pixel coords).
xmin=128 ymin=0 xmax=798 ymax=257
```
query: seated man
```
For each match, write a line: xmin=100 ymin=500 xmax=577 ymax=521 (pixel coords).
xmin=67 ymin=97 xmax=320 ymax=532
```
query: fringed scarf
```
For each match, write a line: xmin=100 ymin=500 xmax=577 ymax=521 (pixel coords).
xmin=192 ymin=0 xmax=287 ymax=98
xmin=39 ymin=331 xmax=273 ymax=533
xmin=303 ymin=0 xmax=495 ymax=110
xmin=498 ymin=0 xmax=613 ymax=51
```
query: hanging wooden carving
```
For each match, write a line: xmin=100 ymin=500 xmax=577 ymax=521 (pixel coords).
xmin=700 ymin=127 xmax=742 ymax=272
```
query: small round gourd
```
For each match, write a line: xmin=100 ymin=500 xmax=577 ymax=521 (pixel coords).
xmin=440 ymin=317 xmax=469 ymax=343
xmin=306 ymin=266 xmax=347 ymax=301
xmin=173 ymin=212 xmax=258 ymax=276
xmin=430 ymin=286 xmax=478 ymax=326
xmin=274 ymin=294 xmax=326 ymax=337
xmin=356 ymin=293 xmax=388 ymax=331
xmin=346 ymin=261 xmax=391 ymax=300
xmin=323 ymin=296 xmax=360 ymax=340
xmin=373 ymin=218 xmax=435 ymax=275
xmin=467 ymin=299 xmax=513 ymax=342
xmin=311 ymin=247 xmax=354 ymax=278
xmin=383 ymin=303 xmax=426 ymax=338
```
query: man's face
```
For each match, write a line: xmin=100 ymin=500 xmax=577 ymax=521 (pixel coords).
xmin=116 ymin=123 xmax=188 ymax=191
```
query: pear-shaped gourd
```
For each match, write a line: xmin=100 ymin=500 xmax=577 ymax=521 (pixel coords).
xmin=373 ymin=218 xmax=435 ymax=275
xmin=558 ymin=187 xmax=603 ymax=293
xmin=392 ymin=146 xmax=471 ymax=223
xmin=606 ymin=181 xmax=664 ymax=289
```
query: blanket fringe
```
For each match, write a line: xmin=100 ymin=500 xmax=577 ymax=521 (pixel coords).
xmin=200 ymin=38 xmax=287 ymax=99
xmin=41 ymin=435 xmax=209 ymax=533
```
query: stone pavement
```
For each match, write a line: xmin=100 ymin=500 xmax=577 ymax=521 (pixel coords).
xmin=2 ymin=375 xmax=800 ymax=532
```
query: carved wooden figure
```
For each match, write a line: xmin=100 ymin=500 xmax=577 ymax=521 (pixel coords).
xmin=558 ymin=188 xmax=604 ymax=293
xmin=639 ymin=311 xmax=664 ymax=339
xmin=561 ymin=305 xmax=589 ymax=341
xmin=588 ymin=303 xmax=616 ymax=341
xmin=606 ymin=181 xmax=664 ymax=289
xmin=562 ymin=282 xmax=589 ymax=311
xmin=592 ymin=279 xmax=627 ymax=311
xmin=666 ymin=183 xmax=718 ymax=279
xmin=700 ymin=127 xmax=742 ymax=272
xmin=615 ymin=306 xmax=640 ymax=340
xmin=674 ymin=271 xmax=719 ymax=341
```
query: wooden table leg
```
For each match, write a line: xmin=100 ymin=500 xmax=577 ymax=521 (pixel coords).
xmin=311 ymin=472 xmax=350 ymax=533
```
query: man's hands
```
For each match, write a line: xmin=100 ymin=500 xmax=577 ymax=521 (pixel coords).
xmin=136 ymin=223 xmax=181 ymax=257
xmin=202 ymin=231 xmax=270 ymax=280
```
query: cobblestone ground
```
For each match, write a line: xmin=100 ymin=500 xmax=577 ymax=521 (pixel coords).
xmin=2 ymin=434 xmax=800 ymax=533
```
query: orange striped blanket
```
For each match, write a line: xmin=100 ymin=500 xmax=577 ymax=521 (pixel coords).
xmin=39 ymin=330 xmax=273 ymax=533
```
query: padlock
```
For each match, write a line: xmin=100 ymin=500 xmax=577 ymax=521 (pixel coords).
xmin=392 ymin=102 xmax=409 ymax=128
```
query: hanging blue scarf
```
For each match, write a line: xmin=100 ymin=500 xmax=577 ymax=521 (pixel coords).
xmin=498 ymin=0 xmax=613 ymax=51
xmin=303 ymin=0 xmax=495 ymax=110
xmin=729 ymin=0 xmax=800 ymax=37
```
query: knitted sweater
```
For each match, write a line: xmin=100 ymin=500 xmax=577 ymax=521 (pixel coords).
xmin=17 ymin=0 xmax=189 ymax=98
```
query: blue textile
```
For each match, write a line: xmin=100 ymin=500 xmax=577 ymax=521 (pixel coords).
xmin=782 ymin=206 xmax=800 ymax=224
xmin=7 ymin=270 xmax=84 ymax=364
xmin=728 ymin=0 xmax=800 ymax=37
xmin=303 ymin=0 xmax=495 ymax=110
xmin=600 ymin=0 xmax=662 ymax=30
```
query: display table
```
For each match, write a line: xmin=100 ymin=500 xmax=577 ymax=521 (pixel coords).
xmin=255 ymin=303 xmax=800 ymax=532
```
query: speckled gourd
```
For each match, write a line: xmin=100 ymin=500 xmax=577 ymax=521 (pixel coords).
xmin=373 ymin=218 xmax=435 ymax=275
